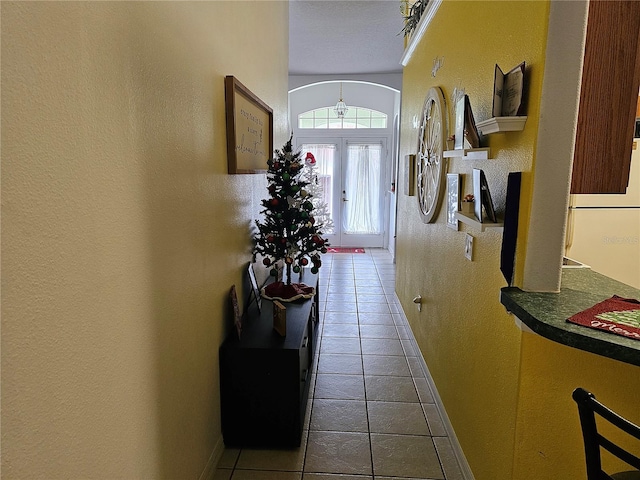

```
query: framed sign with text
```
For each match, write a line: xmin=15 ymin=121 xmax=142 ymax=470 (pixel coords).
xmin=224 ymin=76 xmax=273 ymax=174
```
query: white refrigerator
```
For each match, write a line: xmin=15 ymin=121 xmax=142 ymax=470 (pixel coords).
xmin=565 ymin=141 xmax=640 ymax=289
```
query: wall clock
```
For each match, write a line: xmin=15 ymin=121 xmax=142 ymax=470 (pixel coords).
xmin=416 ymin=86 xmax=447 ymax=223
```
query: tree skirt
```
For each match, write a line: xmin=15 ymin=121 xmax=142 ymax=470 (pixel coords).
xmin=326 ymin=247 xmax=365 ymax=253
xmin=262 ymin=281 xmax=316 ymax=302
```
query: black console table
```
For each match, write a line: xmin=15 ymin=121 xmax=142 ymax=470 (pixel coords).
xmin=219 ymin=272 xmax=319 ymax=447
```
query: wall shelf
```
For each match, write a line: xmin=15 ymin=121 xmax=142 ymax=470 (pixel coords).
xmin=443 ymin=147 xmax=490 ymax=160
xmin=476 ymin=116 xmax=527 ymax=135
xmin=454 ymin=212 xmax=503 ymax=232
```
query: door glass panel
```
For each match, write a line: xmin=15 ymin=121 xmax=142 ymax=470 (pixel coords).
xmin=343 ymin=144 xmax=382 ymax=234
xmin=300 ymin=144 xmax=336 ymax=234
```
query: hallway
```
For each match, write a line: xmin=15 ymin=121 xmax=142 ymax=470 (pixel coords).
xmin=214 ymin=249 xmax=465 ymax=480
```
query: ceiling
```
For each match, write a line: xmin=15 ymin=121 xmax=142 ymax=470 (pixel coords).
xmin=288 ymin=0 xmax=406 ymax=76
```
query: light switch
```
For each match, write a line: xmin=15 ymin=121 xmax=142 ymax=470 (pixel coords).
xmin=465 ymin=234 xmax=474 ymax=261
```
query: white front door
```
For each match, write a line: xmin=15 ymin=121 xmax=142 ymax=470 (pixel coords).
xmin=298 ymin=138 xmax=387 ymax=248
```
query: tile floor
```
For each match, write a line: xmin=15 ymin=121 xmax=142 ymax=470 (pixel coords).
xmin=214 ymin=249 xmax=465 ymax=480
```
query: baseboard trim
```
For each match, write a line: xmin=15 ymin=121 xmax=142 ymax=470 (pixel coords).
xmin=199 ymin=434 xmax=225 ymax=480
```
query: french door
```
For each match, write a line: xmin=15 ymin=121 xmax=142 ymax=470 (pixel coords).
xmin=297 ymin=137 xmax=387 ymax=248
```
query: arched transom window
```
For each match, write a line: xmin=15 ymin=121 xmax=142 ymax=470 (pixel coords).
xmin=298 ymin=107 xmax=388 ymax=129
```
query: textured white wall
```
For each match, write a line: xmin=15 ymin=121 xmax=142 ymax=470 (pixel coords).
xmin=1 ymin=2 xmax=288 ymax=478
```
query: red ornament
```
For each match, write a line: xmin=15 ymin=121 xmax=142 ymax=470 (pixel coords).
xmin=270 ymin=198 xmax=279 ymax=207
xmin=273 ymin=162 xmax=280 ymax=169
xmin=305 ymin=152 xmax=316 ymax=166
xmin=267 ymin=235 xmax=275 ymax=243
xmin=300 ymin=257 xmax=309 ymax=266
xmin=263 ymin=258 xmax=271 ymax=266
xmin=280 ymin=238 xmax=287 ymax=245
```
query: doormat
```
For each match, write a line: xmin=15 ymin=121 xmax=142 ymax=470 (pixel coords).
xmin=326 ymin=247 xmax=365 ymax=254
xmin=567 ymin=295 xmax=640 ymax=341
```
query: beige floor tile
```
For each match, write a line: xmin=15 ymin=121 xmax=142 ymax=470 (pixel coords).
xmin=359 ymin=324 xmax=398 ymax=339
xmin=318 ymin=354 xmax=363 ymax=375
xmin=322 ymin=324 xmax=359 ymax=338
xmin=310 ymin=399 xmax=368 ymax=432
xmin=357 ymin=313 xmax=394 ymax=325
xmin=218 ymin=448 xmax=240 ymax=468
xmin=354 ymin=286 xmax=385 ymax=295
xmin=304 ymin=431 xmax=372 ymax=475
xmin=356 ymin=303 xmax=391 ymax=314
xmin=361 ymin=338 xmax=405 ymax=356
xmin=314 ymin=374 xmax=365 ymax=400
xmin=322 ymin=312 xmax=358 ymax=324
xmin=355 ymin=294 xmax=387 ymax=303
xmin=433 ymin=436 xmax=465 ymax=480
xmin=367 ymin=401 xmax=430 ymax=435
xmin=371 ymin=434 xmax=444 ymax=479
xmin=401 ymin=339 xmax=417 ymax=355
xmin=324 ymin=302 xmax=358 ymax=313
xmin=320 ymin=337 xmax=361 ymax=355
xmin=236 ymin=432 xmax=307 ymax=472
xmin=212 ymin=468 xmax=233 ymax=480
xmin=325 ymin=293 xmax=358 ymax=303
xmin=303 ymin=474 xmax=372 ymax=480
xmin=414 ymin=377 xmax=435 ymax=403
xmin=407 ymin=356 xmax=426 ymax=378
xmin=362 ymin=355 xmax=410 ymax=376
xmin=231 ymin=470 xmax=302 ymax=480
xmin=423 ymin=403 xmax=447 ymax=436
xmin=365 ymin=375 xmax=419 ymax=402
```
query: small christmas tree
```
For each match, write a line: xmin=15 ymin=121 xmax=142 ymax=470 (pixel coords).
xmin=301 ymin=152 xmax=334 ymax=234
xmin=253 ymin=137 xmax=329 ymax=300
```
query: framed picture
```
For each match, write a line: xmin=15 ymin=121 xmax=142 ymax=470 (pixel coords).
xmin=224 ymin=76 xmax=273 ymax=174
xmin=446 ymin=173 xmax=460 ymax=230
xmin=247 ymin=263 xmax=262 ymax=313
xmin=472 ymin=168 xmax=497 ymax=223
xmin=229 ymin=285 xmax=242 ymax=340
xmin=404 ymin=154 xmax=416 ymax=196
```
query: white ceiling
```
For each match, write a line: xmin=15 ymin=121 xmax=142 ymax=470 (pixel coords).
xmin=288 ymin=0 xmax=406 ymax=76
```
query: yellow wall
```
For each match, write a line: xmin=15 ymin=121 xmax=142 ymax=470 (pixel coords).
xmin=398 ymin=2 xmax=640 ymax=479
xmin=397 ymin=2 xmax=549 ymax=478
xmin=1 ymin=2 xmax=288 ymax=478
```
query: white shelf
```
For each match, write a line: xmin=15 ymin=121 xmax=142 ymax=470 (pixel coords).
xmin=476 ymin=116 xmax=527 ymax=135
xmin=443 ymin=148 xmax=490 ymax=160
xmin=454 ymin=212 xmax=503 ymax=232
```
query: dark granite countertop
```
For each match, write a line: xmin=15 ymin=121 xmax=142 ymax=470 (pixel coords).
xmin=500 ymin=269 xmax=640 ymax=367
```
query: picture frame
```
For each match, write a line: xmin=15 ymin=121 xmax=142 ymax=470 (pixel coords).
xmin=472 ymin=168 xmax=497 ymax=223
xmin=247 ymin=263 xmax=262 ymax=313
xmin=224 ymin=76 xmax=273 ymax=174
xmin=272 ymin=300 xmax=287 ymax=337
xmin=446 ymin=173 xmax=460 ymax=230
xmin=404 ymin=154 xmax=416 ymax=196
xmin=229 ymin=285 xmax=242 ymax=340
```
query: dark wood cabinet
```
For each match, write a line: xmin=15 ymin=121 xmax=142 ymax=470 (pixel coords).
xmin=571 ymin=0 xmax=640 ymax=194
xmin=219 ymin=274 xmax=318 ymax=448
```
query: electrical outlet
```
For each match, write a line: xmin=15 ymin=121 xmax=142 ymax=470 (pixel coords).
xmin=464 ymin=234 xmax=474 ymax=261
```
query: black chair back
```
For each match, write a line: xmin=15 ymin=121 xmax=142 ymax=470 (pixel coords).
xmin=572 ymin=387 xmax=640 ymax=480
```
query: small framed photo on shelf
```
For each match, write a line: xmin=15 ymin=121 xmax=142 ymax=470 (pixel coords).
xmin=247 ymin=263 xmax=262 ymax=313
xmin=446 ymin=173 xmax=460 ymax=230
xmin=404 ymin=154 xmax=416 ymax=196
xmin=273 ymin=300 xmax=287 ymax=337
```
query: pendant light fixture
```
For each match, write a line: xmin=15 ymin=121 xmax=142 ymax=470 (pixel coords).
xmin=334 ymin=82 xmax=348 ymax=119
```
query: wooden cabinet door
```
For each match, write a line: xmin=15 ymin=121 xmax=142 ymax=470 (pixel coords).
xmin=571 ymin=0 xmax=640 ymax=194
